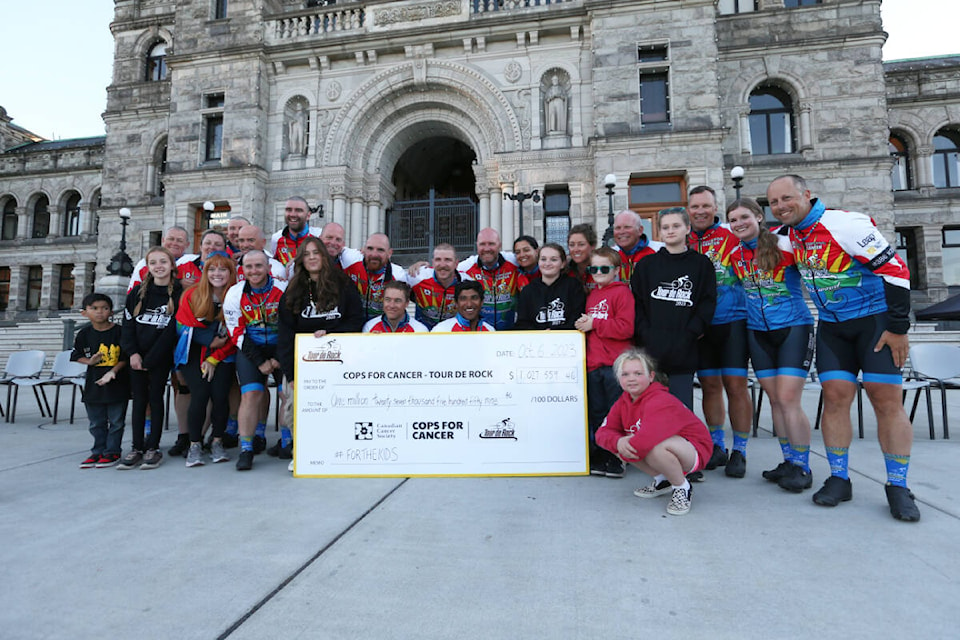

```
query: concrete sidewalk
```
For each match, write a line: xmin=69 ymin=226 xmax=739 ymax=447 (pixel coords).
xmin=1 ymin=386 xmax=958 ymax=639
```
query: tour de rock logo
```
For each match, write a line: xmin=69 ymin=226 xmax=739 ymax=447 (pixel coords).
xmin=302 ymin=338 xmax=343 ymax=363
xmin=479 ymin=418 xmax=518 ymax=441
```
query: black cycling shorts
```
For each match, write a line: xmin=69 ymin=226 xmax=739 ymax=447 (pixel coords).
xmin=816 ymin=314 xmax=902 ymax=384
xmin=697 ymin=319 xmax=749 ymax=377
xmin=748 ymin=324 xmax=814 ymax=379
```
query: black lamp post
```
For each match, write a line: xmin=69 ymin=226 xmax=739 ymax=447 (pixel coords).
xmin=602 ymin=173 xmax=616 ymax=247
xmin=731 ymin=165 xmax=745 ymax=201
xmin=311 ymin=203 xmax=325 ymax=218
xmin=503 ymin=188 xmax=540 ymax=238
xmin=107 ymin=207 xmax=134 ymax=277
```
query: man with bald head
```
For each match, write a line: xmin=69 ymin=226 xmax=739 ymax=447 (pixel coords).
xmin=320 ymin=222 xmax=347 ymax=261
xmin=612 ymin=210 xmax=661 ymax=282
xmin=341 ymin=232 xmax=410 ymax=321
xmin=458 ymin=228 xmax=520 ymax=330
xmin=225 ymin=216 xmax=250 ymax=256
xmin=127 ymin=225 xmax=197 ymax=292
xmin=236 ymin=224 xmax=287 ymax=281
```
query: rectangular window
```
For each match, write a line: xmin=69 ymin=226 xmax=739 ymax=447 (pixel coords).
xmin=542 ymin=187 xmax=570 ymax=245
xmin=895 ymin=228 xmax=920 ymax=289
xmin=26 ymin=266 xmax=42 ymax=311
xmin=637 ymin=43 xmax=670 ymax=127
xmin=0 ymin=266 xmax=10 ymax=311
xmin=628 ymin=175 xmax=686 ymax=240
xmin=214 ymin=0 xmax=228 ymax=19
xmin=784 ymin=0 xmax=821 ymax=7
xmin=58 ymin=264 xmax=75 ymax=310
xmin=943 ymin=227 xmax=960 ymax=286
xmin=204 ymin=115 xmax=224 ymax=162
xmin=717 ymin=0 xmax=758 ymax=13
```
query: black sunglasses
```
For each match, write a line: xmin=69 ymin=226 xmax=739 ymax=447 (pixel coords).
xmin=586 ymin=265 xmax=614 ymax=275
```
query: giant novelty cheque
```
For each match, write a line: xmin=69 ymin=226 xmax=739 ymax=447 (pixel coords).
xmin=292 ymin=332 xmax=589 ymax=477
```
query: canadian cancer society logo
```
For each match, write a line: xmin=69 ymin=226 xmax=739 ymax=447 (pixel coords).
xmin=479 ymin=418 xmax=518 ymax=441
xmin=302 ymin=338 xmax=343 ymax=363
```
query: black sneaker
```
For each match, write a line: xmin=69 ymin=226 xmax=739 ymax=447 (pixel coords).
xmin=812 ymin=476 xmax=853 ymax=507
xmin=686 ymin=471 xmax=705 ymax=483
xmin=885 ymin=484 xmax=920 ymax=522
xmin=605 ymin=458 xmax=625 ymax=478
xmin=589 ymin=457 xmax=606 ymax=476
xmin=277 ymin=443 xmax=294 ymax=460
xmin=266 ymin=441 xmax=281 ymax=457
xmin=236 ymin=450 xmax=254 ymax=471
xmin=221 ymin=433 xmax=239 ymax=449
xmin=762 ymin=461 xmax=792 ymax=483
xmin=253 ymin=435 xmax=267 ymax=454
xmin=777 ymin=463 xmax=813 ymax=493
xmin=724 ymin=450 xmax=746 ymax=478
xmin=168 ymin=434 xmax=190 ymax=458
xmin=705 ymin=445 xmax=728 ymax=470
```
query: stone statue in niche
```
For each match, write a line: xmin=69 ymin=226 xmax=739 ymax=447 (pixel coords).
xmin=287 ymin=103 xmax=306 ymax=157
xmin=545 ymin=75 xmax=567 ymax=135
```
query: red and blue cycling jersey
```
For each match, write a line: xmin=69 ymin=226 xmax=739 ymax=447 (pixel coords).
xmin=688 ymin=221 xmax=747 ymax=325
xmin=410 ymin=268 xmax=470 ymax=330
xmin=223 ymin=277 xmax=287 ymax=351
xmin=784 ymin=199 xmax=910 ymax=332
xmin=730 ymin=234 xmax=813 ymax=332
xmin=614 ymin=239 xmax=659 ymax=283
xmin=458 ymin=254 xmax=519 ymax=331
xmin=268 ymin=225 xmax=317 ymax=268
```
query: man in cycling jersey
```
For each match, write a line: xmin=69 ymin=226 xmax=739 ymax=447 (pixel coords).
xmin=767 ymin=174 xmax=919 ymax=522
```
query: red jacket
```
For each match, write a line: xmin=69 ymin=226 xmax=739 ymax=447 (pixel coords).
xmin=583 ymin=281 xmax=635 ymax=371
xmin=596 ymin=382 xmax=712 ymax=467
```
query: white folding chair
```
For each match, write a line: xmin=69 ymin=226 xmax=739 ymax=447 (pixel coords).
xmin=40 ymin=351 xmax=88 ymax=424
xmin=1 ymin=350 xmax=49 ymax=422
xmin=908 ymin=344 xmax=960 ymax=439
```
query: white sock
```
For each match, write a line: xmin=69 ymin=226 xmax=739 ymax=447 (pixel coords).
xmin=653 ymin=474 xmax=666 ymax=484
xmin=672 ymin=479 xmax=691 ymax=492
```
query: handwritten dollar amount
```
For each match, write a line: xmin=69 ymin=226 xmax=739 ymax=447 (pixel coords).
xmin=509 ymin=367 xmax=579 ymax=383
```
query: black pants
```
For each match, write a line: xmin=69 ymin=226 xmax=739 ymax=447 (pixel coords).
xmin=179 ymin=351 xmax=236 ymax=443
xmin=130 ymin=367 xmax=170 ymax=451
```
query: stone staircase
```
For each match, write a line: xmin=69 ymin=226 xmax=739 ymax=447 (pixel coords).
xmin=0 ymin=313 xmax=86 ymax=373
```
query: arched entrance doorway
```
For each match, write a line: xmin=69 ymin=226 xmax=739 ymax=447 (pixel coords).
xmin=388 ymin=136 xmax=478 ymax=257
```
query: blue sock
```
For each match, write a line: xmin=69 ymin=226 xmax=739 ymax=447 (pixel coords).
xmin=732 ymin=431 xmax=749 ymax=455
xmin=884 ymin=453 xmax=910 ymax=488
xmin=793 ymin=444 xmax=810 ymax=472
xmin=144 ymin=418 xmax=152 ymax=438
xmin=825 ymin=446 xmax=849 ymax=479
xmin=281 ymin=427 xmax=292 ymax=448
xmin=778 ymin=437 xmax=792 ymax=462
xmin=226 ymin=418 xmax=239 ymax=436
xmin=255 ymin=422 xmax=266 ymax=438
xmin=240 ymin=436 xmax=254 ymax=452
xmin=708 ymin=425 xmax=725 ymax=448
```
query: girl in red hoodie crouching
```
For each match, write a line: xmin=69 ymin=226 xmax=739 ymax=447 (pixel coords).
xmin=595 ymin=348 xmax=712 ymax=516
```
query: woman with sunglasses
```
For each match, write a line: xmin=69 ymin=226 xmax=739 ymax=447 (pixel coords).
xmin=575 ymin=247 xmax=636 ymax=478
xmin=515 ymin=243 xmax=585 ymax=330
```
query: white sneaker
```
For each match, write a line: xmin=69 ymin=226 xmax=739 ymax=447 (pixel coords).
xmin=287 ymin=460 xmax=294 ymax=472
xmin=634 ymin=479 xmax=673 ymax=499
xmin=666 ymin=485 xmax=692 ymax=516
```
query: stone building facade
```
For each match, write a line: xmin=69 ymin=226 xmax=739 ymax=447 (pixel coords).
xmin=1 ymin=0 xmax=959 ymax=318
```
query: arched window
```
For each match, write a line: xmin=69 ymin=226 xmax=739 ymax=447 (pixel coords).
xmin=32 ymin=196 xmax=50 ymax=239
xmin=1 ymin=198 xmax=17 ymax=241
xmin=889 ymin=135 xmax=912 ymax=191
xmin=933 ymin=130 xmax=960 ymax=189
xmin=146 ymin=42 xmax=168 ymax=82
xmin=749 ymin=86 xmax=795 ymax=155
xmin=63 ymin=192 xmax=82 ymax=236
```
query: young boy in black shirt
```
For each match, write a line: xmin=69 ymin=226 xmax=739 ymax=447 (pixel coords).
xmin=73 ymin=293 xmax=130 ymax=468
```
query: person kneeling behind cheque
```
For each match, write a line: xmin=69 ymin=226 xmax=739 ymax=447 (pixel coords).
xmin=595 ymin=349 xmax=713 ymax=516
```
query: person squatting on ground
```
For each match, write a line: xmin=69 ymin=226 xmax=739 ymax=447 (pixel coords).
xmin=432 ymin=280 xmax=495 ymax=332
xmin=767 ymin=174 xmax=920 ymax=522
xmin=277 ymin=237 xmax=365 ymax=469
xmin=363 ymin=281 xmax=428 ymax=333
xmin=726 ymin=197 xmax=815 ymax=492
xmin=119 ymin=246 xmax=182 ymax=470
xmin=224 ymin=249 xmax=288 ymax=472
xmin=687 ymin=186 xmax=754 ymax=478
xmin=74 ymin=293 xmax=130 ymax=469
xmin=595 ymin=349 xmax=713 ymax=516
xmin=174 ymin=252 xmax=238 ymax=468
xmin=515 ymin=243 xmax=586 ymax=331
xmin=630 ymin=207 xmax=716 ymax=411
xmin=575 ymin=247 xmax=635 ymax=479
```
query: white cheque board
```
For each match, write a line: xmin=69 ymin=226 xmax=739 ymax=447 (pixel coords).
xmin=292 ymin=331 xmax=589 ymax=477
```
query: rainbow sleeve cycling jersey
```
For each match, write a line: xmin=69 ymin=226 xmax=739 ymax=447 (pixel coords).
xmin=785 ymin=198 xmax=910 ymax=333
xmin=409 ymin=268 xmax=468 ymax=329
xmin=730 ymin=234 xmax=813 ymax=332
xmin=223 ymin=278 xmax=287 ymax=350
xmin=688 ymin=222 xmax=747 ymax=325
xmin=459 ymin=255 xmax=519 ymax=331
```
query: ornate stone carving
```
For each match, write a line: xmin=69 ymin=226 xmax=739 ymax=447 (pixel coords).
xmin=374 ymin=1 xmax=461 ymax=26
xmin=326 ymin=81 xmax=342 ymax=102
xmin=504 ymin=60 xmax=522 ymax=84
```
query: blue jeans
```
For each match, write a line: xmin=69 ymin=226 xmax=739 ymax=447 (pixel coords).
xmin=86 ymin=401 xmax=128 ymax=456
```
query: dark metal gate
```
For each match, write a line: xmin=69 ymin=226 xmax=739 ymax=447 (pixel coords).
xmin=387 ymin=189 xmax=477 ymax=254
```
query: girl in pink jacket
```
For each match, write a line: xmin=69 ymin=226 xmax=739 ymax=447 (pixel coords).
xmin=595 ymin=349 xmax=712 ymax=516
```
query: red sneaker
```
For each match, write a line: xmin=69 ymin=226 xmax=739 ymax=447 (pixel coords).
xmin=95 ymin=453 xmax=121 ymax=468
xmin=80 ymin=455 xmax=99 ymax=469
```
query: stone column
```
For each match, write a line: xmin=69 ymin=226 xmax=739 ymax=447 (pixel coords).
xmin=798 ymin=102 xmax=812 ymax=151
xmin=367 ymin=202 xmax=380 ymax=236
xmin=48 ymin=208 xmax=62 ymax=239
xmin=738 ymin=110 xmax=752 ymax=155
xmin=16 ymin=206 xmax=29 ymax=239
xmin=7 ymin=266 xmax=26 ymax=315
xmin=915 ymin=146 xmax=934 ymax=188
xmin=478 ymin=192 xmax=490 ymax=230
xmin=920 ymin=224 xmax=944 ymax=292
xmin=349 ymin=199 xmax=364 ymax=248
xmin=501 ymin=184 xmax=515 ymax=243
xmin=332 ymin=194 xmax=347 ymax=228
xmin=39 ymin=265 xmax=55 ymax=313
xmin=79 ymin=201 xmax=95 ymax=235
xmin=489 ymin=187 xmax=502 ymax=235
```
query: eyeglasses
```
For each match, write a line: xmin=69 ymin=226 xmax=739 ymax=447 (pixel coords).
xmin=586 ymin=265 xmax=614 ymax=275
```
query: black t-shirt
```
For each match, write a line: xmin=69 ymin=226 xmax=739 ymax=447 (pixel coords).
xmin=71 ymin=324 xmax=130 ymax=405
